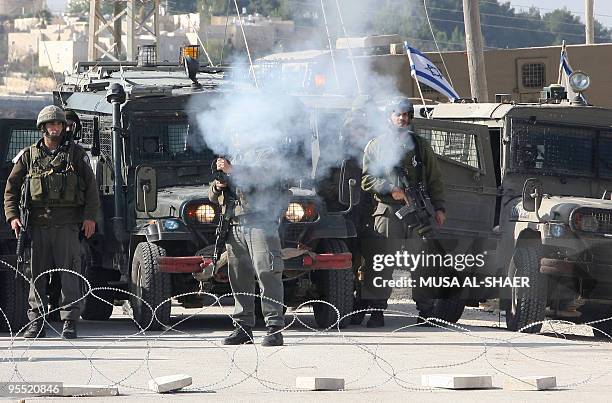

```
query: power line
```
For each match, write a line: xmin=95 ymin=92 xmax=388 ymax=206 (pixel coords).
xmin=426 ymin=5 xmax=606 ymax=30
xmin=285 ymin=0 xmax=610 ymax=39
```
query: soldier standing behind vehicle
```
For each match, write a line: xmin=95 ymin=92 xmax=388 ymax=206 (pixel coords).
xmin=3 ymin=105 xmax=100 ymax=339
xmin=361 ymin=97 xmax=446 ymax=327
xmin=208 ymin=141 xmax=288 ymax=347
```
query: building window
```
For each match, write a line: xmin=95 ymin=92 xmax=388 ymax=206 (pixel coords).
xmin=521 ymin=63 xmax=546 ymax=88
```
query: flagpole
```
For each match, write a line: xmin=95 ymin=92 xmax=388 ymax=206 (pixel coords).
xmin=413 ymin=76 xmax=430 ymax=118
xmin=558 ymin=40 xmax=566 ymax=84
xmin=405 ymin=42 xmax=430 ymax=118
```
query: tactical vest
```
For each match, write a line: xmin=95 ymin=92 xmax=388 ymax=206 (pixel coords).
xmin=27 ymin=142 xmax=85 ymax=208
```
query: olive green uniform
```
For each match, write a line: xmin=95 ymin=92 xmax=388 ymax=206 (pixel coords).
xmin=208 ymin=148 xmax=287 ymax=328
xmin=361 ymin=130 xmax=445 ymax=311
xmin=4 ymin=138 xmax=100 ymax=321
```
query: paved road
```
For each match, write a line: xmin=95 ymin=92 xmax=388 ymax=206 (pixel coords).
xmin=1 ymin=301 xmax=611 ymax=402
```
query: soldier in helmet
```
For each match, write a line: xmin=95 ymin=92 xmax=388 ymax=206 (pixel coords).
xmin=3 ymin=105 xmax=100 ymax=339
xmin=64 ymin=109 xmax=82 ymax=140
xmin=361 ymin=97 xmax=446 ymax=327
xmin=46 ymin=109 xmax=83 ymax=319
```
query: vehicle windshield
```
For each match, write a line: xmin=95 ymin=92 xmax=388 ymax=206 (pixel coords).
xmin=132 ymin=118 xmax=214 ymax=163
xmin=510 ymin=120 xmax=612 ymax=179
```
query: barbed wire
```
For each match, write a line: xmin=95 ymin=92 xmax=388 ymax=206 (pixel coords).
xmin=1 ymin=258 xmax=611 ymax=397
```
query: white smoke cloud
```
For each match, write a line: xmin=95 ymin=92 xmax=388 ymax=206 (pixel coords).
xmin=189 ymin=0 xmax=420 ymax=213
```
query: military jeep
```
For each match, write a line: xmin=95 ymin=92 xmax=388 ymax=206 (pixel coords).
xmin=47 ymin=54 xmax=360 ymax=330
xmin=415 ymin=88 xmax=612 ymax=334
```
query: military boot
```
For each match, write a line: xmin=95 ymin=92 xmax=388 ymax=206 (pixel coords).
xmin=222 ymin=325 xmax=253 ymax=345
xmin=350 ymin=298 xmax=368 ymax=325
xmin=23 ymin=319 xmax=46 ymax=338
xmin=366 ymin=311 xmax=385 ymax=328
xmin=261 ymin=326 xmax=284 ymax=347
xmin=62 ymin=320 xmax=78 ymax=339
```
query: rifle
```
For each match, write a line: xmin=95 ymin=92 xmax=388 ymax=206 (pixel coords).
xmin=15 ymin=176 xmax=31 ymax=273
xmin=213 ymin=209 xmax=232 ymax=265
xmin=394 ymin=183 xmax=434 ymax=238
xmin=211 ymin=158 xmax=235 ymax=266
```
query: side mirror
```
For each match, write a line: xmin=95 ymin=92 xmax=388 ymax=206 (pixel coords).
xmin=522 ymin=178 xmax=543 ymax=213
xmin=338 ymin=159 xmax=361 ymax=206
xmin=135 ymin=165 xmax=157 ymax=213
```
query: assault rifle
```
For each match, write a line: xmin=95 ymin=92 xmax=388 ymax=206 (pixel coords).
xmin=394 ymin=184 xmax=434 ymax=239
xmin=211 ymin=159 xmax=235 ymax=265
xmin=15 ymin=176 xmax=31 ymax=273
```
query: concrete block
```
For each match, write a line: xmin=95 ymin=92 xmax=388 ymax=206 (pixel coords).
xmin=504 ymin=376 xmax=556 ymax=391
xmin=149 ymin=374 xmax=192 ymax=393
xmin=390 ymin=43 xmax=406 ymax=55
xmin=60 ymin=385 xmax=119 ymax=397
xmin=296 ymin=377 xmax=345 ymax=391
xmin=422 ymin=374 xmax=493 ymax=389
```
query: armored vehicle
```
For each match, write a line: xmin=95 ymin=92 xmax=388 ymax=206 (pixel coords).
xmin=0 ymin=119 xmax=36 ymax=333
xmin=34 ymin=49 xmax=361 ymax=330
xmin=412 ymin=79 xmax=612 ymax=334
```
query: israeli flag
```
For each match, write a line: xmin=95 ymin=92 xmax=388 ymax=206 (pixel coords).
xmin=559 ymin=45 xmax=579 ymax=100
xmin=404 ymin=42 xmax=459 ymax=101
xmin=560 ymin=47 xmax=573 ymax=77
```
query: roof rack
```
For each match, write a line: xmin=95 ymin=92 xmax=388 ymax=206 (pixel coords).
xmin=75 ymin=61 xmax=227 ymax=75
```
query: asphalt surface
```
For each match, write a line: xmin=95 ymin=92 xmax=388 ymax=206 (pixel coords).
xmin=1 ymin=300 xmax=611 ymax=402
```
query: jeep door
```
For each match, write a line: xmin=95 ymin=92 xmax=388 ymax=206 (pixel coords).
xmin=412 ymin=118 xmax=497 ymax=239
xmin=0 ymin=119 xmax=39 ymax=251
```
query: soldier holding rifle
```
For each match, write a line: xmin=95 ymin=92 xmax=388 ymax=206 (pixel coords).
xmin=361 ymin=97 xmax=446 ymax=327
xmin=3 ymin=106 xmax=99 ymax=339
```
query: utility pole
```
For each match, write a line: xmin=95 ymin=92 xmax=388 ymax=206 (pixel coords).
xmin=88 ymin=0 xmax=160 ymax=61
xmin=462 ymin=0 xmax=489 ymax=102
xmin=585 ymin=0 xmax=595 ymax=45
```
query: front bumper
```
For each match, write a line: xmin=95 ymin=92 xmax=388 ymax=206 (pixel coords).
xmin=540 ymin=257 xmax=612 ymax=279
xmin=157 ymin=250 xmax=352 ymax=274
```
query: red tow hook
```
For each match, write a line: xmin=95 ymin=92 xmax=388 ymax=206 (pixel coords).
xmin=302 ymin=253 xmax=352 ymax=269
xmin=157 ymin=256 xmax=212 ymax=273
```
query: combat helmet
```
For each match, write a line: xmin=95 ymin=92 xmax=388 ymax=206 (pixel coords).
xmin=37 ymin=105 xmax=67 ymax=130
xmin=64 ymin=109 xmax=82 ymax=132
xmin=386 ymin=96 xmax=414 ymax=117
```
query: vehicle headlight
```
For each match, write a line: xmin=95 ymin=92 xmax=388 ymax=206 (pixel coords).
xmin=285 ymin=202 xmax=305 ymax=223
xmin=186 ymin=203 xmax=216 ymax=223
xmin=570 ymin=208 xmax=609 ymax=233
xmin=580 ymin=215 xmax=600 ymax=232
xmin=569 ymin=71 xmax=590 ymax=92
xmin=163 ymin=219 xmax=181 ymax=231
xmin=285 ymin=202 xmax=318 ymax=223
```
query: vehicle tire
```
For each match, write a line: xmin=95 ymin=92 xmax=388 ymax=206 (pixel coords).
xmin=579 ymin=303 xmax=612 ymax=338
xmin=312 ymin=239 xmax=354 ymax=329
xmin=0 ymin=264 xmax=29 ymax=334
xmin=432 ymin=297 xmax=466 ymax=323
xmin=505 ymin=243 xmax=547 ymax=333
xmin=81 ymin=270 xmax=115 ymax=321
xmin=130 ymin=242 xmax=171 ymax=330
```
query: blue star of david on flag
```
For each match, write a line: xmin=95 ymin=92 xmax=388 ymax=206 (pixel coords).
xmin=404 ymin=42 xmax=460 ymax=101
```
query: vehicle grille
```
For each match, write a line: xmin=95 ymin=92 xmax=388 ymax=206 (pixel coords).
xmin=592 ymin=210 xmax=612 ymax=233
xmin=571 ymin=208 xmax=612 ymax=234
